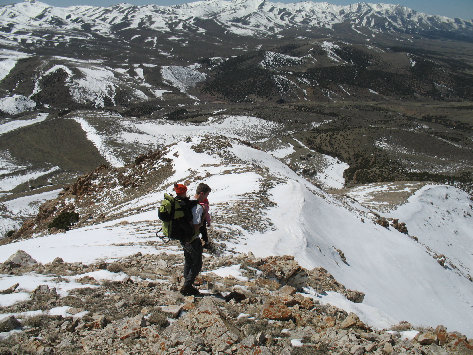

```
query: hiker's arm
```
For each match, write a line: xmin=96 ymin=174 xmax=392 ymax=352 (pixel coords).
xmin=191 ymin=204 xmax=204 ymax=234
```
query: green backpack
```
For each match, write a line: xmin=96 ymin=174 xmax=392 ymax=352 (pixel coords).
xmin=158 ymin=193 xmax=197 ymax=242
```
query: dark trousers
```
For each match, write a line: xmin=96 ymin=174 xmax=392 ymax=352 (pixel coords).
xmin=182 ymin=238 xmax=203 ymax=287
xmin=200 ymin=224 xmax=208 ymax=244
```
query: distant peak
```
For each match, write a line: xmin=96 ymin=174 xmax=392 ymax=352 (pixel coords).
xmin=232 ymin=0 xmax=266 ymax=5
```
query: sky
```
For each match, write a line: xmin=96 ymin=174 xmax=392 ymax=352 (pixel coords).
xmin=0 ymin=0 xmax=472 ymax=20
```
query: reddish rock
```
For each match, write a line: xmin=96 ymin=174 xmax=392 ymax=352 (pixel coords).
xmin=85 ymin=315 xmax=110 ymax=330
xmin=435 ymin=325 xmax=448 ymax=345
xmin=449 ymin=332 xmax=473 ymax=351
xmin=325 ymin=316 xmax=336 ymax=328
xmin=262 ymin=300 xmax=292 ymax=321
xmin=293 ymin=294 xmax=315 ymax=310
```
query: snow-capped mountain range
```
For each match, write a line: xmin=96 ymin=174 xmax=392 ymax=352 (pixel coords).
xmin=1 ymin=0 xmax=473 ymax=117
xmin=1 ymin=0 xmax=472 ymax=40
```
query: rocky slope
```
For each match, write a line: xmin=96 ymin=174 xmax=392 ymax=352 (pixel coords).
xmin=1 ymin=250 xmax=472 ymax=354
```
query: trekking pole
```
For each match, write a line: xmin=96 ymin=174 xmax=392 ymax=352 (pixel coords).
xmin=156 ymin=228 xmax=170 ymax=243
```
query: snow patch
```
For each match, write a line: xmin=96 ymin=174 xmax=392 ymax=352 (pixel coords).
xmin=0 ymin=113 xmax=48 ymax=136
xmin=260 ymin=51 xmax=303 ymax=69
xmin=70 ymin=67 xmax=116 ymax=108
xmin=321 ymin=41 xmax=342 ymax=62
xmin=3 ymin=189 xmax=61 ymax=217
xmin=70 ymin=117 xmax=124 ymax=167
xmin=0 ymin=95 xmax=36 ymax=115
xmin=204 ymin=264 xmax=248 ymax=281
xmin=0 ymin=60 xmax=18 ymax=82
xmin=269 ymin=144 xmax=295 ymax=158
xmin=316 ymin=155 xmax=349 ymax=189
xmin=161 ymin=64 xmax=206 ymax=93
xmin=0 ymin=167 xmax=59 ymax=193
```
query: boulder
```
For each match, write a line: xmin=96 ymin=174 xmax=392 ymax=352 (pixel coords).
xmin=376 ymin=218 xmax=389 ymax=228
xmin=435 ymin=325 xmax=448 ymax=345
xmin=416 ymin=331 xmax=437 ymax=345
xmin=0 ymin=316 xmax=22 ymax=332
xmin=224 ymin=290 xmax=247 ymax=303
xmin=340 ymin=313 xmax=368 ymax=330
xmin=163 ymin=297 xmax=241 ymax=353
xmin=257 ymin=256 xmax=309 ymax=290
xmin=85 ymin=315 xmax=110 ymax=330
xmin=344 ymin=289 xmax=365 ymax=303
xmin=147 ymin=311 xmax=169 ymax=328
xmin=262 ymin=299 xmax=293 ymax=321
xmin=160 ymin=305 xmax=182 ymax=319
xmin=0 ymin=283 xmax=19 ymax=295
xmin=325 ymin=316 xmax=336 ymax=327
xmin=383 ymin=342 xmax=394 ymax=353
xmin=278 ymin=285 xmax=296 ymax=296
xmin=340 ymin=313 xmax=359 ymax=329
xmin=119 ymin=315 xmax=147 ymax=340
xmin=33 ymin=285 xmax=58 ymax=299
xmin=4 ymin=250 xmax=38 ymax=268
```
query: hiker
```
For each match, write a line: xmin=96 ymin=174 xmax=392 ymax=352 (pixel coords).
xmin=179 ymin=182 xmax=212 ymax=296
xmin=199 ymin=196 xmax=212 ymax=249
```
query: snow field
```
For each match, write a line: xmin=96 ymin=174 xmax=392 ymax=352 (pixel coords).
xmin=389 ymin=185 xmax=473 ymax=276
xmin=122 ymin=115 xmax=281 ymax=149
xmin=0 ymin=59 xmax=18 ymax=83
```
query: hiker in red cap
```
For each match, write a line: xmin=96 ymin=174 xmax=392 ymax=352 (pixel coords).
xmin=173 ymin=183 xmax=187 ymax=196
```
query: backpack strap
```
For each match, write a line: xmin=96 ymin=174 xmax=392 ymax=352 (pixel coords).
xmin=170 ymin=196 xmax=176 ymax=220
xmin=187 ymin=200 xmax=199 ymax=220
xmin=176 ymin=197 xmax=197 ymax=222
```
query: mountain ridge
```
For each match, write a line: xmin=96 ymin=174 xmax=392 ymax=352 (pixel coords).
xmin=1 ymin=0 xmax=472 ymax=40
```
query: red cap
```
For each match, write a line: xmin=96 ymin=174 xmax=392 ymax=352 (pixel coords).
xmin=174 ymin=183 xmax=187 ymax=195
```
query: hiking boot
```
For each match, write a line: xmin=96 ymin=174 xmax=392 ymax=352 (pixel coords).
xmin=180 ymin=285 xmax=201 ymax=296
